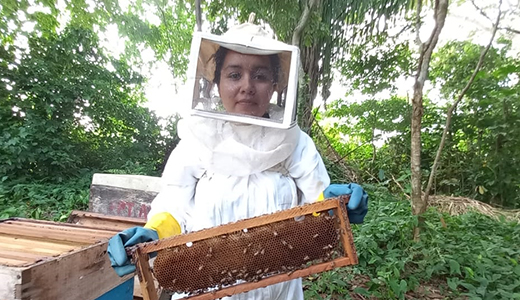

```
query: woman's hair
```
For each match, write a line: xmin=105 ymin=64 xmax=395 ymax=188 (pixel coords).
xmin=212 ymin=47 xmax=280 ymax=85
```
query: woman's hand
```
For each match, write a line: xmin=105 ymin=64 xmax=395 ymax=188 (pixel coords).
xmin=323 ymin=183 xmax=368 ymax=224
xmin=107 ymin=227 xmax=159 ymax=276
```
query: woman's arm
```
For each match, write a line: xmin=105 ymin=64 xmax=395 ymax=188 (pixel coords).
xmin=286 ymin=131 xmax=330 ymax=205
xmin=148 ymin=139 xmax=204 ymax=233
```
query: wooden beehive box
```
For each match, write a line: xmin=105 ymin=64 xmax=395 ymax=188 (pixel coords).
xmin=0 ymin=217 xmax=140 ymax=300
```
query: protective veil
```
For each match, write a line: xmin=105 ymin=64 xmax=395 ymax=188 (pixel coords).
xmin=149 ymin=116 xmax=330 ymax=300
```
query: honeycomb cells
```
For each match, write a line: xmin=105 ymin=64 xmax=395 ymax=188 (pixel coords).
xmin=153 ymin=213 xmax=345 ymax=296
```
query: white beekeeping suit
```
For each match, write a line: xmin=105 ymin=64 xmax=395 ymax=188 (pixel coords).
xmin=147 ymin=15 xmax=330 ymax=300
xmin=149 ymin=116 xmax=330 ymax=300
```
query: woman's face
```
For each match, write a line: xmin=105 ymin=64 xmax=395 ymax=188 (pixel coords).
xmin=217 ymin=51 xmax=276 ymax=117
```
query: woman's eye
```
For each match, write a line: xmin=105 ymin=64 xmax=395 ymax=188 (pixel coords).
xmin=227 ymin=72 xmax=241 ymax=80
xmin=254 ymin=74 xmax=267 ymax=80
xmin=253 ymin=72 xmax=271 ymax=81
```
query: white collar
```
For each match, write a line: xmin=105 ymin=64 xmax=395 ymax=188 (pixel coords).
xmin=178 ymin=117 xmax=300 ymax=176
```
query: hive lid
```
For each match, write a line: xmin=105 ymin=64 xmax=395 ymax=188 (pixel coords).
xmin=0 ymin=218 xmax=122 ymax=267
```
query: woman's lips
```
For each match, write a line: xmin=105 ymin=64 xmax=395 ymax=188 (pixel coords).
xmin=236 ymin=100 xmax=257 ymax=106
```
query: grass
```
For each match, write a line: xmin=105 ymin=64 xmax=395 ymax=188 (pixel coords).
xmin=304 ymin=185 xmax=520 ymax=300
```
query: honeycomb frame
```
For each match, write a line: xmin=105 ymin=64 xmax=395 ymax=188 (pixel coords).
xmin=129 ymin=196 xmax=357 ymax=300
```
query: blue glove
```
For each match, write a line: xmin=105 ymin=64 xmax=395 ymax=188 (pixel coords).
xmin=107 ymin=227 xmax=159 ymax=277
xmin=323 ymin=183 xmax=368 ymax=224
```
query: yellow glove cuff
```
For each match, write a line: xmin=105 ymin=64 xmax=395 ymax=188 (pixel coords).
xmin=144 ymin=212 xmax=181 ymax=239
xmin=317 ymin=192 xmax=325 ymax=202
xmin=313 ymin=192 xmax=325 ymax=216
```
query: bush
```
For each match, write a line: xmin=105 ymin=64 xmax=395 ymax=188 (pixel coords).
xmin=0 ymin=172 xmax=91 ymax=221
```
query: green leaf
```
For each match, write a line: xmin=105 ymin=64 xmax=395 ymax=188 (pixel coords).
xmin=378 ymin=169 xmax=385 ymax=180
xmin=399 ymin=279 xmax=407 ymax=292
xmin=353 ymin=287 xmax=371 ymax=296
xmin=477 ymin=185 xmax=487 ymax=195
xmin=513 ymin=265 xmax=520 ymax=276
xmin=460 ymin=282 xmax=476 ymax=292
xmin=447 ymin=277 xmax=459 ymax=290
xmin=449 ymin=259 xmax=461 ymax=275
xmin=465 ymin=267 xmax=475 ymax=278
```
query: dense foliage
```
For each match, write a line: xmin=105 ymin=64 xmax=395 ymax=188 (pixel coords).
xmin=1 ymin=1 xmax=181 ymax=218
xmin=2 ymin=27 xmax=165 ymax=179
xmin=429 ymin=40 xmax=520 ymax=208
xmin=304 ymin=186 xmax=520 ymax=299
xmin=325 ymin=38 xmax=520 ymax=209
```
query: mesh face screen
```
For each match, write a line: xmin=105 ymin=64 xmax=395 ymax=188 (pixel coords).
xmin=152 ymin=213 xmax=345 ymax=296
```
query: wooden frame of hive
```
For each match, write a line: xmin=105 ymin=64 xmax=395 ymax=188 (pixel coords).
xmin=0 ymin=216 xmax=142 ymax=300
xmin=129 ymin=196 xmax=358 ymax=300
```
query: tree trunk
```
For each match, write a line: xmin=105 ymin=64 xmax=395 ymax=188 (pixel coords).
xmin=195 ymin=0 xmax=202 ymax=31
xmin=292 ymin=0 xmax=320 ymax=134
xmin=300 ymin=43 xmax=320 ymax=133
xmin=423 ymin=2 xmax=502 ymax=205
xmin=411 ymin=0 xmax=449 ymax=241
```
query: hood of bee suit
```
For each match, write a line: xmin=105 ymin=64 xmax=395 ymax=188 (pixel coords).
xmin=177 ymin=116 xmax=301 ymax=177
xmin=196 ymin=21 xmax=293 ymax=94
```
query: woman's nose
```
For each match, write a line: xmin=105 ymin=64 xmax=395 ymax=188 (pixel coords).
xmin=239 ymin=76 xmax=255 ymax=94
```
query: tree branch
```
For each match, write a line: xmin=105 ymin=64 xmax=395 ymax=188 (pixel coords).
xmin=470 ymin=0 xmax=517 ymax=35
xmin=390 ymin=23 xmax=413 ymax=40
xmin=392 ymin=174 xmax=411 ymax=199
xmin=415 ymin=0 xmax=423 ymax=46
xmin=470 ymin=0 xmax=493 ymax=23
xmin=335 ymin=142 xmax=371 ymax=164
xmin=292 ymin=0 xmax=319 ymax=46
xmin=498 ymin=26 xmax=520 ymax=34
xmin=424 ymin=0 xmax=503 ymax=203
xmin=313 ymin=122 xmax=358 ymax=182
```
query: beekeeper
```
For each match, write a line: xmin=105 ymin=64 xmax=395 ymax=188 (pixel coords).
xmin=108 ymin=16 xmax=368 ymax=300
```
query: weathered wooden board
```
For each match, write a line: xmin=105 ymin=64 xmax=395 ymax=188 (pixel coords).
xmin=89 ymin=174 xmax=162 ymax=219
xmin=67 ymin=210 xmax=147 ymax=299
xmin=0 ymin=218 xmax=133 ymax=300
xmin=67 ymin=210 xmax=146 ymax=231
xmin=0 ymin=268 xmax=22 ymax=299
